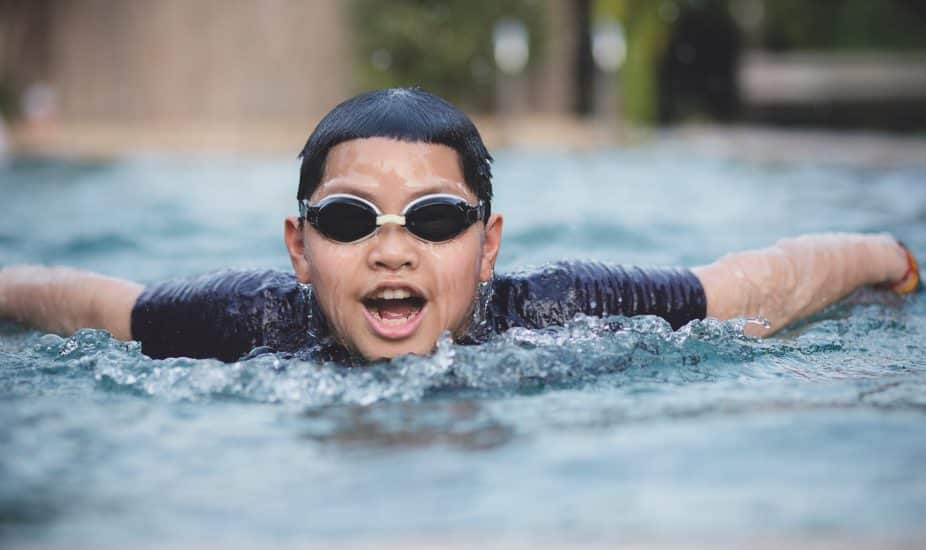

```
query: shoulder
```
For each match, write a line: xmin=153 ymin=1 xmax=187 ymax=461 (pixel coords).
xmin=136 ymin=268 xmax=299 ymax=305
xmin=497 ymin=260 xmax=699 ymax=287
xmin=131 ymin=269 xmax=312 ymax=361
xmin=493 ymin=260 xmax=631 ymax=291
xmin=490 ymin=260 xmax=705 ymax=330
xmin=133 ymin=268 xmax=310 ymax=329
xmin=489 ymin=261 xmax=613 ymax=329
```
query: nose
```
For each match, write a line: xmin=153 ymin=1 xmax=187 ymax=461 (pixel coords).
xmin=367 ymin=224 xmax=419 ymax=272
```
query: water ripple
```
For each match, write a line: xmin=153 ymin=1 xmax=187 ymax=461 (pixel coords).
xmin=5 ymin=307 xmax=922 ymax=413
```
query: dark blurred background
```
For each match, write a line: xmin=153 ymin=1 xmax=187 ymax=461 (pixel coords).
xmin=1 ymin=0 xmax=925 ymax=153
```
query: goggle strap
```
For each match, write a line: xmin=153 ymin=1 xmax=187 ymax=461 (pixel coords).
xmin=299 ymin=200 xmax=320 ymax=225
xmin=467 ymin=203 xmax=484 ymax=224
xmin=376 ymin=214 xmax=406 ymax=226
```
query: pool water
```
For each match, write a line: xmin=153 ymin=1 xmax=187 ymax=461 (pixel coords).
xmin=1 ymin=143 xmax=925 ymax=546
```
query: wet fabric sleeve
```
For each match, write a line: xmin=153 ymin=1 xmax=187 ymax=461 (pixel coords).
xmin=130 ymin=269 xmax=312 ymax=361
xmin=488 ymin=261 xmax=707 ymax=331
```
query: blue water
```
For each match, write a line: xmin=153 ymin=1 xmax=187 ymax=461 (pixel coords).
xmin=1 ymin=144 xmax=925 ymax=546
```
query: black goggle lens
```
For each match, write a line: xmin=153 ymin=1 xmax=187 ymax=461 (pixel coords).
xmin=305 ymin=196 xmax=481 ymax=243
xmin=406 ymin=201 xmax=467 ymax=242
xmin=315 ymin=198 xmax=378 ymax=242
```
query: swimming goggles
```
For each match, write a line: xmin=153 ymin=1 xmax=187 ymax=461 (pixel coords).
xmin=299 ymin=193 xmax=486 ymax=243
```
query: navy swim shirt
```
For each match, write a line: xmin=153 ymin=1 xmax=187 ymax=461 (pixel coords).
xmin=130 ymin=262 xmax=707 ymax=362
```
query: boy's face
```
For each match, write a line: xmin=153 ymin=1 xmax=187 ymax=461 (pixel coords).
xmin=284 ymin=137 xmax=503 ymax=361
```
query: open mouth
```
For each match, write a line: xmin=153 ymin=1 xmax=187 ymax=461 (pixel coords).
xmin=362 ymin=288 xmax=427 ymax=332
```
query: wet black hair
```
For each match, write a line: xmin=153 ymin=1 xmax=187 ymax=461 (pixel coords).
xmin=297 ymin=87 xmax=492 ymax=215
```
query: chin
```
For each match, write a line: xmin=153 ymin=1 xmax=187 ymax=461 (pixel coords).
xmin=356 ymin=337 xmax=438 ymax=362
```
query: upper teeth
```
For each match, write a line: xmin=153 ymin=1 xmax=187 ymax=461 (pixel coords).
xmin=375 ymin=289 xmax=412 ymax=300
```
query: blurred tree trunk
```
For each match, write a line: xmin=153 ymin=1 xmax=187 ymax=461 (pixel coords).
xmin=573 ymin=0 xmax=594 ymax=115
xmin=0 ymin=0 xmax=54 ymax=118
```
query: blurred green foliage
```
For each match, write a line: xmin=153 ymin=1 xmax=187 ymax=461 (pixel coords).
xmin=596 ymin=0 xmax=735 ymax=124
xmin=351 ymin=0 xmax=546 ymax=111
xmin=595 ymin=0 xmax=668 ymax=124
xmin=0 ymin=79 xmax=16 ymax=120
xmin=351 ymin=0 xmax=924 ymax=124
xmin=763 ymin=0 xmax=926 ymax=51
xmin=596 ymin=0 xmax=926 ymax=124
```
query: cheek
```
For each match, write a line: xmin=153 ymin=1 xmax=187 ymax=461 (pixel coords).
xmin=308 ymin=238 xmax=362 ymax=277
xmin=424 ymin=238 xmax=483 ymax=326
xmin=306 ymin=242 xmax=362 ymax=319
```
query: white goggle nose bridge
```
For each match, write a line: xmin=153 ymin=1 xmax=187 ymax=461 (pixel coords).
xmin=375 ymin=213 xmax=406 ymax=227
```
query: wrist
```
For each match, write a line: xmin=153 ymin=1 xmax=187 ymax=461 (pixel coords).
xmin=875 ymin=239 xmax=920 ymax=294
xmin=885 ymin=241 xmax=920 ymax=294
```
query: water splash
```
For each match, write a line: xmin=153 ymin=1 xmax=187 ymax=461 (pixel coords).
xmin=7 ymin=306 xmax=922 ymax=410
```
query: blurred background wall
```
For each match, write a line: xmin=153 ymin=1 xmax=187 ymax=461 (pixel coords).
xmin=1 ymin=0 xmax=925 ymax=153
xmin=1 ymin=0 xmax=349 ymax=125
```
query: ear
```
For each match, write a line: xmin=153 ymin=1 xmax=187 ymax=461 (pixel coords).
xmin=479 ymin=213 xmax=503 ymax=282
xmin=284 ymin=216 xmax=312 ymax=284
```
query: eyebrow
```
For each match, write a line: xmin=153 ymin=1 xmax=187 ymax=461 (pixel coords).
xmin=408 ymin=182 xmax=467 ymax=199
xmin=315 ymin=180 xmax=378 ymax=204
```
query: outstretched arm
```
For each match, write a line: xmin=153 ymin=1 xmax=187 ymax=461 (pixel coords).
xmin=693 ymin=233 xmax=917 ymax=336
xmin=0 ymin=265 xmax=143 ymax=340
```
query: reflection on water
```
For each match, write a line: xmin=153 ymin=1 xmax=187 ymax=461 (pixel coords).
xmin=1 ymin=148 xmax=925 ymax=545
xmin=300 ymin=399 xmax=514 ymax=452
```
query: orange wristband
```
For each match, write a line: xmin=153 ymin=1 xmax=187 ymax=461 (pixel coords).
xmin=886 ymin=241 xmax=920 ymax=294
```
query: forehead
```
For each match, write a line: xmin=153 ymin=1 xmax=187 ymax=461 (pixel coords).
xmin=318 ymin=137 xmax=469 ymax=199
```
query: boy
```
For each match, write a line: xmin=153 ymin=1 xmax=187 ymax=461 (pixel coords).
xmin=0 ymin=88 xmax=919 ymax=362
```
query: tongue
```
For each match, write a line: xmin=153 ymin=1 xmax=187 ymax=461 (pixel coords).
xmin=377 ymin=299 xmax=420 ymax=320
